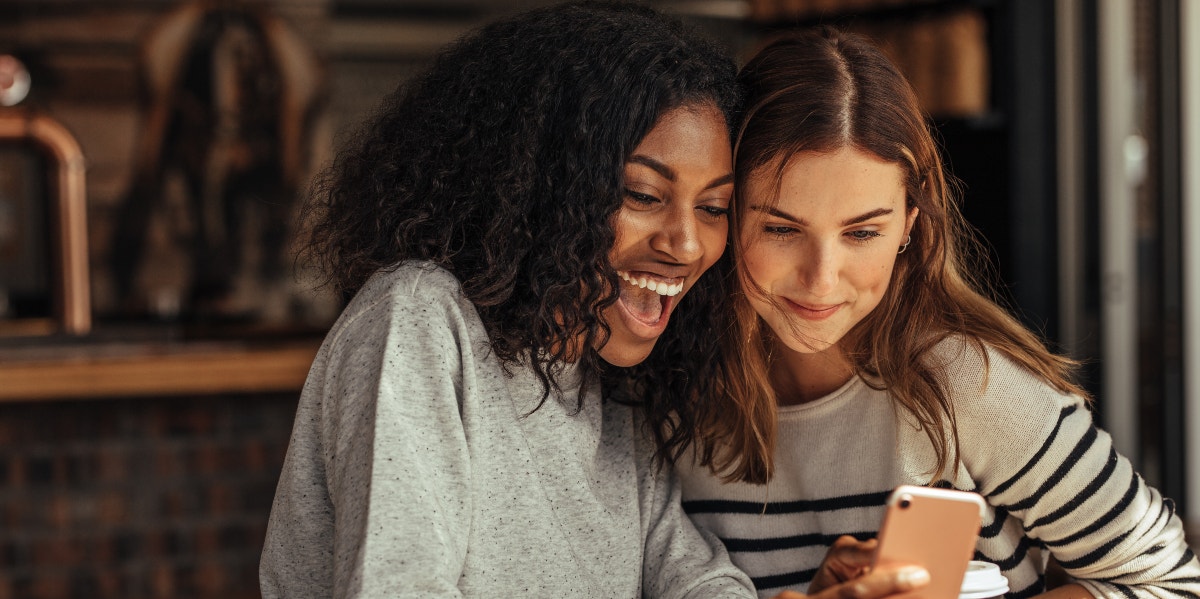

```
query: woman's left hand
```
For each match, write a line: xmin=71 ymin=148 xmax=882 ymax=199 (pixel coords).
xmin=767 ymin=537 xmax=929 ymax=599
xmin=807 ymin=535 xmax=882 ymax=594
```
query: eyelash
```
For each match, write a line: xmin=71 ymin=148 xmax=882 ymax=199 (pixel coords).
xmin=760 ymin=226 xmax=883 ymax=244
xmin=847 ymin=230 xmax=882 ymax=244
xmin=624 ymin=189 xmax=730 ymax=219
xmin=624 ymin=189 xmax=659 ymax=206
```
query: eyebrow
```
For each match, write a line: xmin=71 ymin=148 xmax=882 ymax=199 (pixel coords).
xmin=752 ymin=205 xmax=895 ymax=227
xmin=628 ymin=155 xmax=735 ymax=189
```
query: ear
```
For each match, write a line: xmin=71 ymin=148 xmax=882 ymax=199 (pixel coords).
xmin=904 ymin=207 xmax=919 ymax=237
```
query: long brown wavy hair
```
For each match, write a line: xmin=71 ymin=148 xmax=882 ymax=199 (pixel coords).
xmin=710 ymin=27 xmax=1088 ymax=484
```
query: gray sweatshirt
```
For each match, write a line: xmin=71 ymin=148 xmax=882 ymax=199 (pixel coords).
xmin=260 ymin=262 xmax=755 ymax=598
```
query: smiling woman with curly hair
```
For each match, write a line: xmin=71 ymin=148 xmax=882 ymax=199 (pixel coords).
xmin=260 ymin=2 xmax=760 ymax=597
xmin=301 ymin=1 xmax=745 ymax=398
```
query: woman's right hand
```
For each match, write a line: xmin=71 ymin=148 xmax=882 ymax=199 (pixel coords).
xmin=769 ymin=535 xmax=930 ymax=599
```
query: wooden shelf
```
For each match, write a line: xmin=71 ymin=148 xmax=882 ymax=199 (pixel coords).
xmin=748 ymin=0 xmax=996 ymax=27
xmin=0 ymin=338 xmax=321 ymax=401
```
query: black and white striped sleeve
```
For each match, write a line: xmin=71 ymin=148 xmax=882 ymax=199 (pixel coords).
xmin=953 ymin=346 xmax=1200 ymax=598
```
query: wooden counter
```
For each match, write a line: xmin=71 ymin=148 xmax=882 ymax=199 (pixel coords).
xmin=0 ymin=335 xmax=322 ymax=401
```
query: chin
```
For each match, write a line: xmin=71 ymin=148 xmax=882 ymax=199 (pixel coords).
xmin=597 ymin=339 xmax=657 ymax=367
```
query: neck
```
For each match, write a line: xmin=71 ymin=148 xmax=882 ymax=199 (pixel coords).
xmin=770 ymin=343 xmax=854 ymax=407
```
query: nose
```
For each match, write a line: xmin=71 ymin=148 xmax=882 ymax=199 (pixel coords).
xmin=797 ymin=240 xmax=839 ymax=297
xmin=651 ymin=210 xmax=705 ymax=264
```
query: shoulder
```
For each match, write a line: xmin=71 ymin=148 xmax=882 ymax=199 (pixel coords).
xmin=923 ymin=335 xmax=1086 ymax=445
xmin=927 ymin=335 xmax=1081 ymax=407
xmin=340 ymin=262 xmax=474 ymax=325
xmin=910 ymin=337 xmax=1096 ymax=492
xmin=353 ymin=261 xmax=466 ymax=309
xmin=324 ymin=261 xmax=483 ymax=353
xmin=923 ymin=335 xmax=990 ymax=384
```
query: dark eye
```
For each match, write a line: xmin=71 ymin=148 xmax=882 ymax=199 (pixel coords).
xmin=699 ymin=205 xmax=730 ymax=218
xmin=764 ymin=225 xmax=795 ymax=236
xmin=848 ymin=230 xmax=882 ymax=242
xmin=624 ymin=189 xmax=660 ymax=206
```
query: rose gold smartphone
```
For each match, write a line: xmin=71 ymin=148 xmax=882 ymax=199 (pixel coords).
xmin=872 ymin=485 xmax=987 ymax=599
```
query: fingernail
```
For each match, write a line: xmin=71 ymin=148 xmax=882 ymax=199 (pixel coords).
xmin=898 ymin=566 xmax=930 ymax=588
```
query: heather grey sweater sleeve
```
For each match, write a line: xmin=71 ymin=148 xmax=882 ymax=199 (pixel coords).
xmin=635 ymin=414 xmax=757 ymax=599
xmin=261 ymin=269 xmax=474 ymax=597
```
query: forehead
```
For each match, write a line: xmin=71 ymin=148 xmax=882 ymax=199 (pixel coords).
xmin=747 ymin=146 xmax=906 ymax=214
xmin=631 ymin=103 xmax=730 ymax=161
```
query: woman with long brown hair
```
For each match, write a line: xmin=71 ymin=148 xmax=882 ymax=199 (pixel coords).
xmin=673 ymin=27 xmax=1200 ymax=599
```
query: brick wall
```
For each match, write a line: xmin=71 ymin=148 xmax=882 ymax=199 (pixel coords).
xmin=0 ymin=393 xmax=297 ymax=599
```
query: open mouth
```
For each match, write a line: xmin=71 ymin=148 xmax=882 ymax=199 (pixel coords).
xmin=616 ymin=270 xmax=684 ymax=326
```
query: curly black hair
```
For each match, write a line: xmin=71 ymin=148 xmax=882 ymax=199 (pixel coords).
xmin=302 ymin=1 xmax=741 ymax=407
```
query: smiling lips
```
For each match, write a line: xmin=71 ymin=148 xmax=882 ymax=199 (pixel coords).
xmin=616 ymin=270 xmax=685 ymax=327
xmin=783 ymin=298 xmax=842 ymax=321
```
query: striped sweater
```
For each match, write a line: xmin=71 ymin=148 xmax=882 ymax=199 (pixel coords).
xmin=678 ymin=338 xmax=1200 ymax=598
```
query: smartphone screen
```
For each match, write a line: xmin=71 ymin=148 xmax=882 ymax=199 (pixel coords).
xmin=872 ymin=485 xmax=987 ymax=599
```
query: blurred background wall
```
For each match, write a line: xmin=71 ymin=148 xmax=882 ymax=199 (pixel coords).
xmin=0 ymin=0 xmax=1196 ymax=597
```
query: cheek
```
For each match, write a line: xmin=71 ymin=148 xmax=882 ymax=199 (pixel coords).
xmin=740 ymin=239 xmax=781 ymax=284
xmin=698 ymin=223 xmax=729 ymax=267
xmin=608 ymin=210 xmax=643 ymax=262
xmin=859 ymin=252 xmax=898 ymax=295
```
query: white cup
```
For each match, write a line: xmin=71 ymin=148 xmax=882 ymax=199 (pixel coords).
xmin=958 ymin=561 xmax=1009 ymax=599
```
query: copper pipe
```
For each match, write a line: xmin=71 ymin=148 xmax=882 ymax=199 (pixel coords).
xmin=0 ymin=110 xmax=91 ymax=335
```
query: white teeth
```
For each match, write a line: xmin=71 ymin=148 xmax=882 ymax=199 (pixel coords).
xmin=616 ymin=271 xmax=683 ymax=297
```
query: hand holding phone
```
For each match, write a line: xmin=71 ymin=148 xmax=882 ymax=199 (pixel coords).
xmin=872 ymin=485 xmax=987 ymax=599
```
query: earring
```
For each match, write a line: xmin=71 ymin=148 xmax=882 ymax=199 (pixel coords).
xmin=897 ymin=235 xmax=911 ymax=254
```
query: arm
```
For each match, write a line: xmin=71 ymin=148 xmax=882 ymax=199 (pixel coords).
xmin=953 ymin=345 xmax=1200 ymax=598
xmin=635 ymin=422 xmax=758 ymax=599
xmin=320 ymin=286 xmax=474 ymax=597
